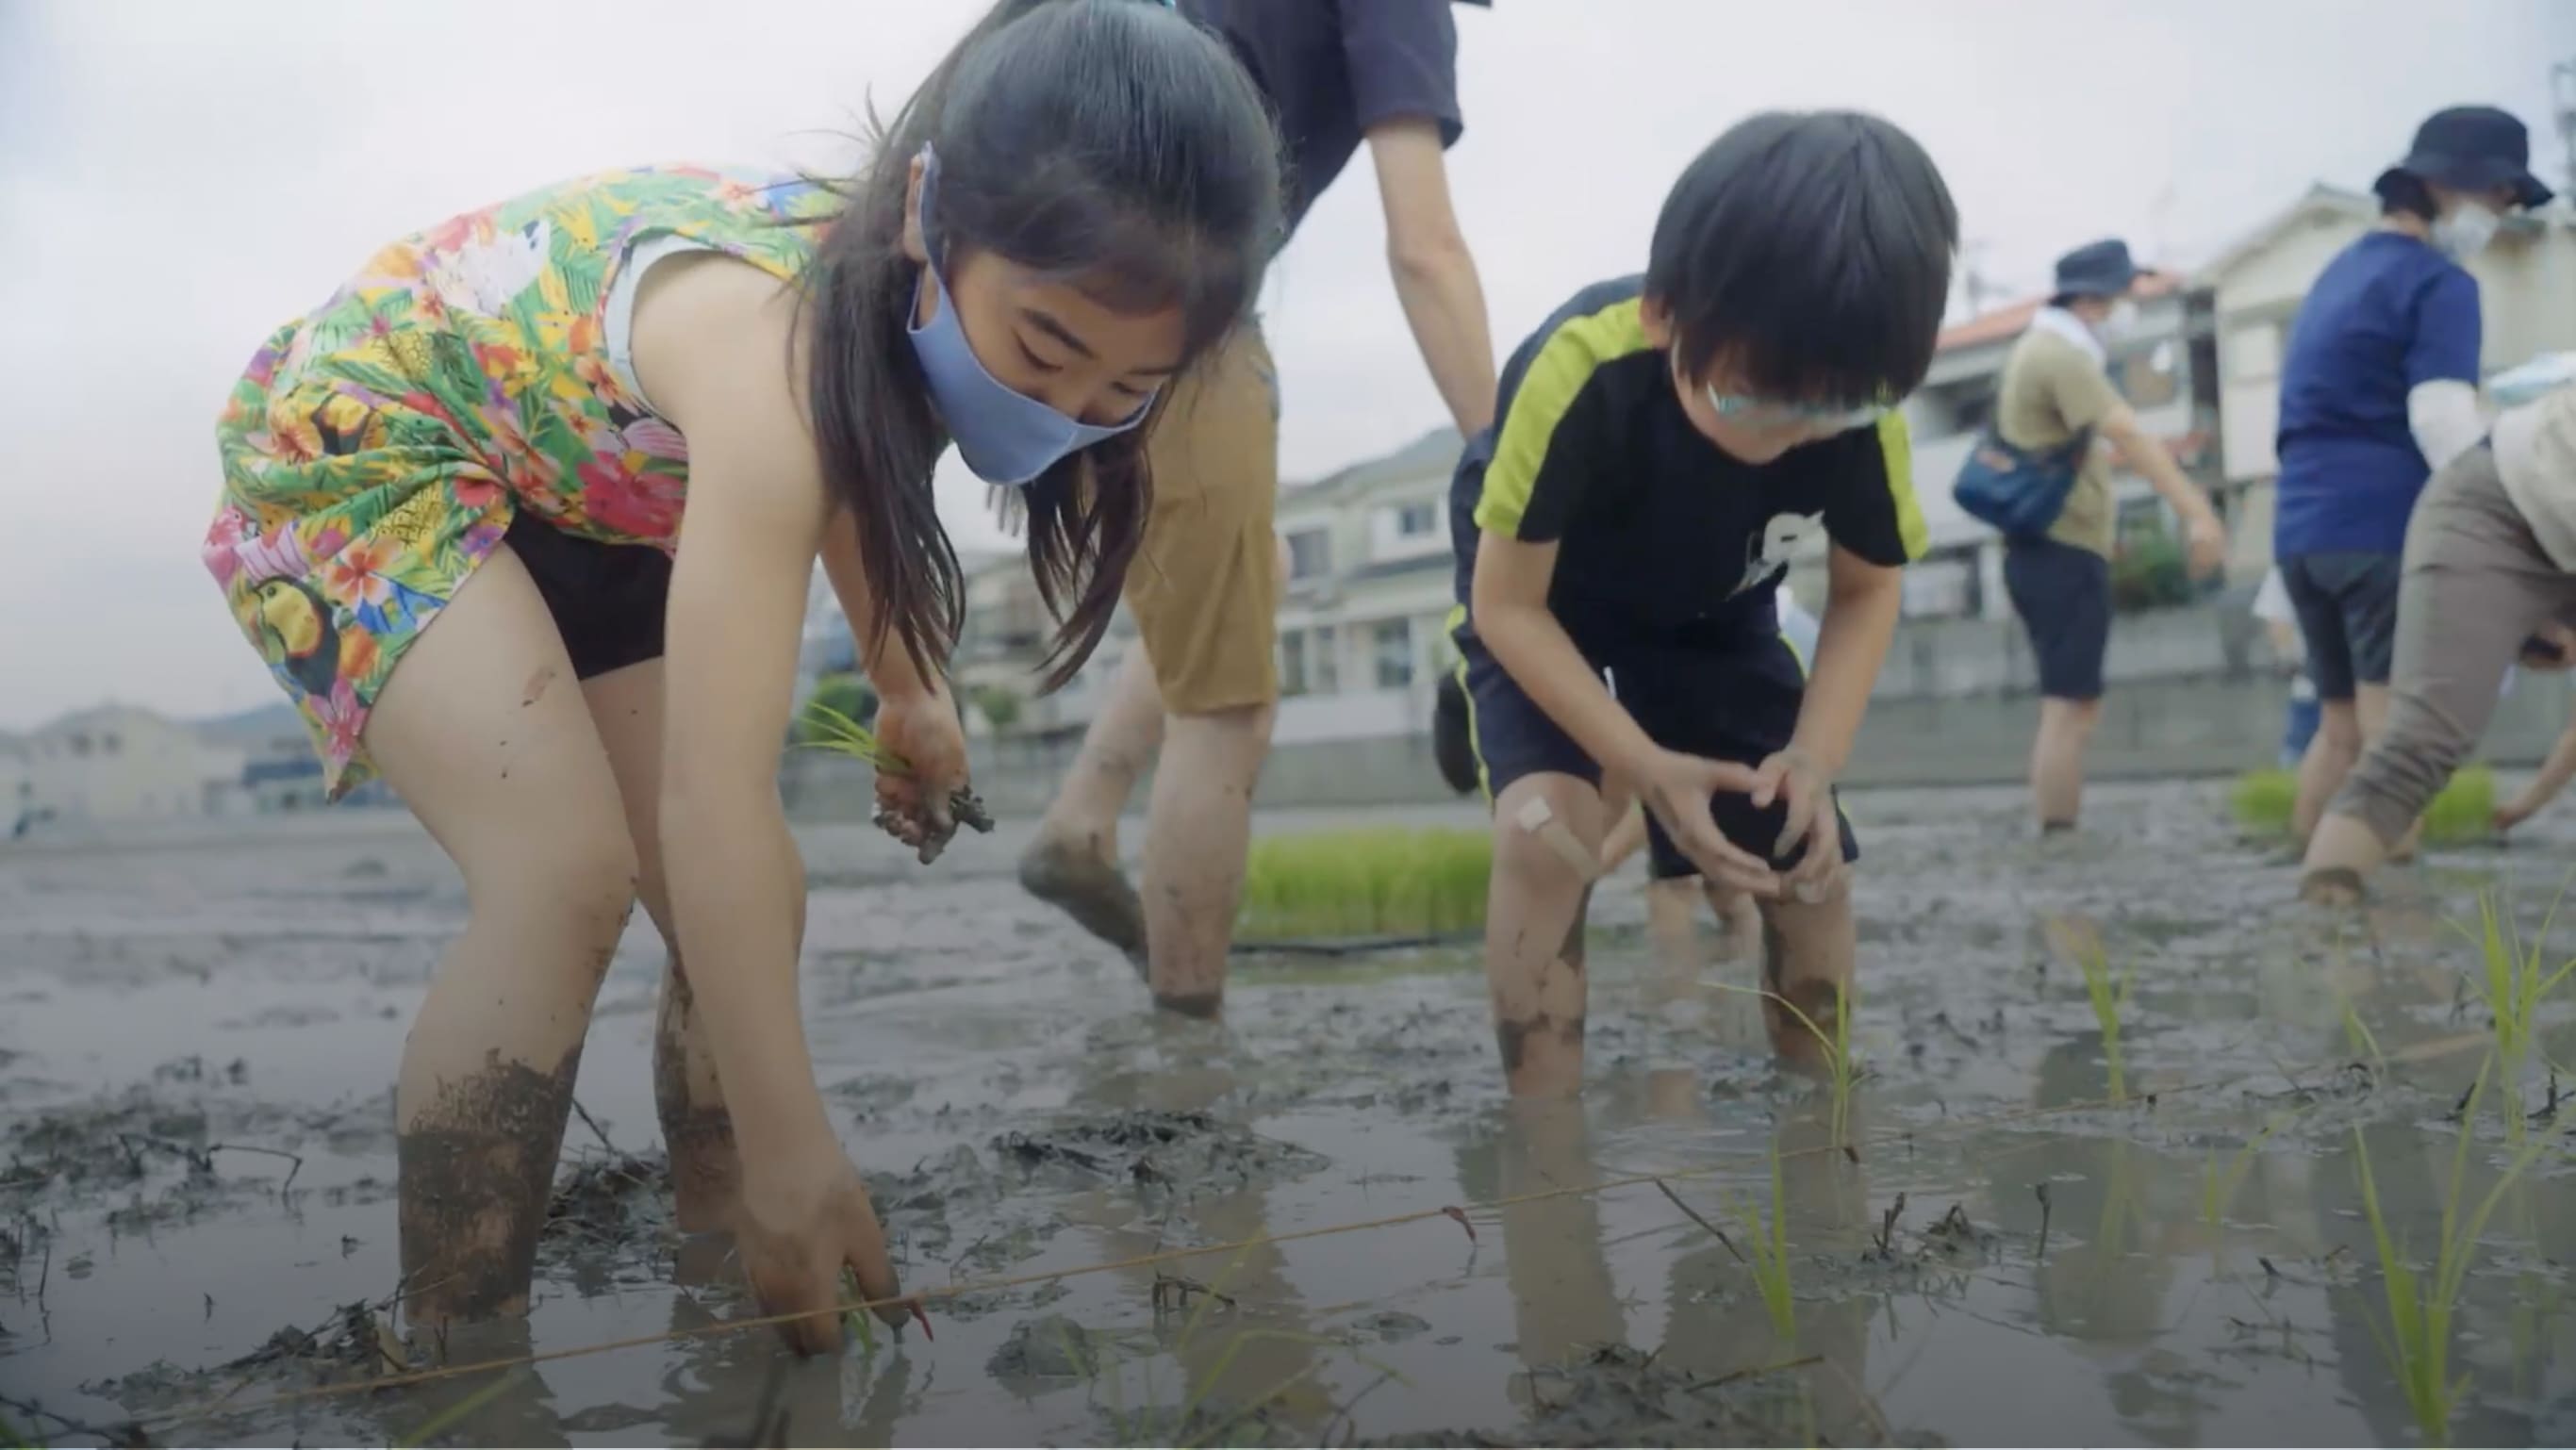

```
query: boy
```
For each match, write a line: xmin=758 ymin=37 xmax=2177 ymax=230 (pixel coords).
xmin=1447 ymin=110 xmax=1957 ymax=1096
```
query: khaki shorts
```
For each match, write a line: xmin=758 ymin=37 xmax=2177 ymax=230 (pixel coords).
xmin=1124 ymin=322 xmax=1281 ymax=716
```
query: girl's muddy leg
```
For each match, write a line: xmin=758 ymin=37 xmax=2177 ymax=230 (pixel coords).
xmin=583 ymin=660 xmax=751 ymax=1232
xmin=364 ymin=547 xmax=640 ymax=1328
xmin=1484 ymin=774 xmax=1603 ymax=1097
xmin=1757 ymin=880 xmax=1855 ymax=1074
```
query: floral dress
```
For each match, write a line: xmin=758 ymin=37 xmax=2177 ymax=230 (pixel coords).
xmin=203 ymin=165 xmax=839 ymax=799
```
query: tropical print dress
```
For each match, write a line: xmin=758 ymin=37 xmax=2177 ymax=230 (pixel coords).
xmin=203 ymin=165 xmax=840 ymax=799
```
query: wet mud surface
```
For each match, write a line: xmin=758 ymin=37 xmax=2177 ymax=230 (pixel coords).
xmin=5 ymin=785 xmax=2576 ymax=1445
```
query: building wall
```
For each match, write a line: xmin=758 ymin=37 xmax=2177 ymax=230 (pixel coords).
xmin=19 ymin=707 xmax=245 ymax=823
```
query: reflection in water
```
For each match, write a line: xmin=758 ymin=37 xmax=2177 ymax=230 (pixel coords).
xmin=1062 ymin=1015 xmax=1333 ymax=1441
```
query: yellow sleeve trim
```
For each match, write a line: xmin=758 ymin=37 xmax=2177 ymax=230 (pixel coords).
xmin=1471 ymin=295 xmax=1647 ymax=536
xmin=1874 ymin=409 xmax=1928 ymax=562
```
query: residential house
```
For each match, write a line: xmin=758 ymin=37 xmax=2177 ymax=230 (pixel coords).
xmin=14 ymin=705 xmax=248 ymax=825
xmin=194 ymin=703 xmax=335 ymax=813
xmin=1270 ymin=427 xmax=1464 ymax=746
xmin=2194 ymin=184 xmax=2576 ymax=554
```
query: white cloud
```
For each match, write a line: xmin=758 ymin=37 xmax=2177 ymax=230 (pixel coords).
xmin=1 ymin=0 xmax=2568 ymax=726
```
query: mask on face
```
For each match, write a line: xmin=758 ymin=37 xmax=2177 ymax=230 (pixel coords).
xmin=904 ymin=146 xmax=1154 ymax=486
xmin=2093 ymin=298 xmax=2140 ymax=345
xmin=2431 ymin=202 xmax=2502 ymax=260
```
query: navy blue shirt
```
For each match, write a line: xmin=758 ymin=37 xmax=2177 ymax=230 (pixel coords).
xmin=1181 ymin=0 xmax=1464 ymax=240
xmin=2271 ymin=231 xmax=2482 ymax=557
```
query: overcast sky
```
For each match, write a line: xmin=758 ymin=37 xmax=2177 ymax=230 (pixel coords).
xmin=3 ymin=0 xmax=2570 ymax=729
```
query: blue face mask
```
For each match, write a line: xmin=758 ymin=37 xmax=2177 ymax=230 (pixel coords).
xmin=905 ymin=146 xmax=1155 ymax=486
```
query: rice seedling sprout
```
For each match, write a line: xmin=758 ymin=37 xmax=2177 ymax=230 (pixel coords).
xmin=2076 ymin=944 xmax=2133 ymax=1103
xmin=1730 ymin=1143 xmax=1797 ymax=1343
xmin=2353 ymin=1057 xmax=2547 ymax=1444
xmin=2454 ymin=884 xmax=2575 ymax=1138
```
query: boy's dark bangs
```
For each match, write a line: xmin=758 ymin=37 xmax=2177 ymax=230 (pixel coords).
xmin=1681 ymin=287 xmax=1931 ymax=410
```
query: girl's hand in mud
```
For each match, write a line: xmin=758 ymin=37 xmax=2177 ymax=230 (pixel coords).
xmin=1750 ymin=747 xmax=1839 ymax=897
xmin=730 ymin=1147 xmax=907 ymax=1356
xmin=2494 ymin=799 xmax=2538 ymax=834
xmin=1636 ymin=748 xmax=1777 ymax=898
xmin=872 ymin=680 xmax=968 ymax=863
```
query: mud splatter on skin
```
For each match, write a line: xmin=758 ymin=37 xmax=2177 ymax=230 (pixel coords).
xmin=1494 ymin=1013 xmax=1584 ymax=1076
xmin=651 ymin=964 xmax=739 ymax=1229
xmin=396 ymin=1047 xmax=583 ymax=1326
xmin=520 ymin=666 xmax=557 ymax=709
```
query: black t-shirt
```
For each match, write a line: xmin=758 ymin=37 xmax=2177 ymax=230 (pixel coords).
xmin=1450 ymin=276 xmax=1926 ymax=645
xmin=1182 ymin=0 xmax=1467 ymax=239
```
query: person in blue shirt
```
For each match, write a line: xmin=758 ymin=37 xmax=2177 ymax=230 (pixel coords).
xmin=2272 ymin=106 xmax=2551 ymax=849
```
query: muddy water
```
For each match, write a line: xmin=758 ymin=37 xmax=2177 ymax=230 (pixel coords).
xmin=4 ymin=783 xmax=2575 ymax=1446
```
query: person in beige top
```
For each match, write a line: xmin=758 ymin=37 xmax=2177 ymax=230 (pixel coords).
xmin=2303 ymin=385 xmax=2576 ymax=900
xmin=1993 ymin=239 xmax=2224 ymax=833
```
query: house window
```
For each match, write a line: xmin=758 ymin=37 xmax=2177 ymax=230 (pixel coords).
xmin=1285 ymin=528 xmax=1332 ymax=581
xmin=101 ymin=733 xmax=121 ymax=755
xmin=69 ymin=735 xmax=91 ymax=758
xmin=1311 ymin=625 xmax=1340 ymax=694
xmin=1280 ymin=631 xmax=1309 ymax=697
xmin=1372 ymin=618 xmax=1414 ymax=688
xmin=1394 ymin=502 xmax=1438 ymax=537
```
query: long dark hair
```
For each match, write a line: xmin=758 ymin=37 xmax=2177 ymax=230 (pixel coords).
xmin=798 ymin=0 xmax=1283 ymax=691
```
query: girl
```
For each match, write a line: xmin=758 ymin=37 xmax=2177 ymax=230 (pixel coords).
xmin=202 ymin=0 xmax=1281 ymax=1351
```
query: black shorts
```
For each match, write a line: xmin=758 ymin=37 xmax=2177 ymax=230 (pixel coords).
xmin=1452 ymin=622 xmax=1859 ymax=881
xmin=2278 ymin=551 xmax=2401 ymax=700
xmin=2003 ymin=536 xmax=2111 ymax=701
xmin=503 ymin=510 xmax=672 ymax=680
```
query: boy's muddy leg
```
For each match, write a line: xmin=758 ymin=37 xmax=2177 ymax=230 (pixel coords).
xmin=583 ymin=660 xmax=753 ymax=1232
xmin=1486 ymin=774 xmax=1603 ymax=1096
xmin=1021 ymin=646 xmax=1163 ymax=968
xmin=363 ymin=547 xmax=640 ymax=1328
xmin=1757 ymin=880 xmax=1855 ymax=1074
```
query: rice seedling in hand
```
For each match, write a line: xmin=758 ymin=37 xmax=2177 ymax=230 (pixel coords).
xmin=2352 ymin=1058 xmax=2547 ymax=1444
xmin=799 ymin=698 xmax=996 ymax=835
xmin=2075 ymin=945 xmax=2133 ymax=1104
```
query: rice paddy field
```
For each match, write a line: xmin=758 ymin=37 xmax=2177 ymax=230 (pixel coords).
xmin=4 ymin=776 xmax=2576 ymax=1447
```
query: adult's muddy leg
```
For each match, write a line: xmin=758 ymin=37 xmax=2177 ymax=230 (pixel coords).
xmin=1757 ymin=879 xmax=1856 ymax=1074
xmin=583 ymin=659 xmax=780 ymax=1233
xmin=364 ymin=545 xmax=639 ymax=1328
xmin=1484 ymin=774 xmax=1603 ymax=1096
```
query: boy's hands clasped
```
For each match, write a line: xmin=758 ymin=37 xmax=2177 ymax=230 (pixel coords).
xmin=1632 ymin=745 xmax=1843 ymax=903
xmin=1751 ymin=746 xmax=1843 ymax=900
xmin=1634 ymin=748 xmax=1778 ymax=898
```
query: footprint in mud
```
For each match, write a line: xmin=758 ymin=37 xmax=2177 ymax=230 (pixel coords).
xmin=1349 ymin=1310 xmax=1432 ymax=1343
xmin=986 ymin=1312 xmax=1108 ymax=1384
xmin=992 ymin=1108 xmax=1328 ymax=1195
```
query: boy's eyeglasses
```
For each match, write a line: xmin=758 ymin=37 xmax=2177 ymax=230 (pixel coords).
xmin=1703 ymin=386 xmax=1891 ymax=434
